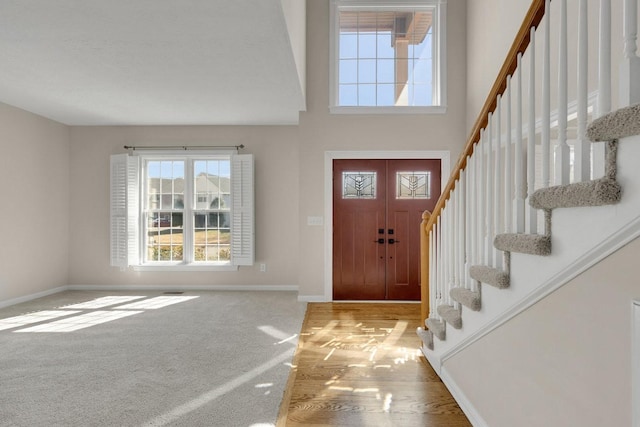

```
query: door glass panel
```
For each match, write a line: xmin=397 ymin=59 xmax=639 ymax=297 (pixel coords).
xmin=396 ymin=171 xmax=431 ymax=199
xmin=342 ymin=171 xmax=376 ymax=199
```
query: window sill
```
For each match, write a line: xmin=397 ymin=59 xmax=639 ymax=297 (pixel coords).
xmin=329 ymin=105 xmax=447 ymax=115
xmin=132 ymin=264 xmax=239 ymax=272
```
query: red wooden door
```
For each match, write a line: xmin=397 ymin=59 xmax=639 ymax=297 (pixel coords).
xmin=333 ymin=159 xmax=441 ymax=300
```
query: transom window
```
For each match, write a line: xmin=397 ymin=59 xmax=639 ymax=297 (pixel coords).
xmin=330 ymin=0 xmax=446 ymax=113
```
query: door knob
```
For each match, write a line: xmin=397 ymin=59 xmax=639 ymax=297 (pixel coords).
xmin=374 ymin=238 xmax=385 ymax=244
xmin=388 ymin=238 xmax=399 ymax=244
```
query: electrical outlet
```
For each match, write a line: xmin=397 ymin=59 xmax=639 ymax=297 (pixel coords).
xmin=259 ymin=263 xmax=267 ymax=272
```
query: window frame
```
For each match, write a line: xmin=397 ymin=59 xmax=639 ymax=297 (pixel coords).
xmin=110 ymin=151 xmax=254 ymax=272
xmin=329 ymin=0 xmax=447 ymax=114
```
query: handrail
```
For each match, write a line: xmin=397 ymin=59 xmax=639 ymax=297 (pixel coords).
xmin=424 ymin=0 xmax=548 ymax=234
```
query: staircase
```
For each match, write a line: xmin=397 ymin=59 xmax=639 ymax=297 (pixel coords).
xmin=417 ymin=104 xmax=640 ymax=350
xmin=415 ymin=0 xmax=640 ymax=359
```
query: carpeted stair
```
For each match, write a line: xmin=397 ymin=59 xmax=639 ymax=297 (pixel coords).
xmin=419 ymin=104 xmax=640 ymax=350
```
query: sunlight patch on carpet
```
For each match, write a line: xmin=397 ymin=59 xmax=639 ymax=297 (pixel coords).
xmin=62 ymin=296 xmax=146 ymax=309
xmin=115 ymin=296 xmax=199 ymax=309
xmin=14 ymin=310 xmax=143 ymax=332
xmin=0 ymin=311 xmax=81 ymax=331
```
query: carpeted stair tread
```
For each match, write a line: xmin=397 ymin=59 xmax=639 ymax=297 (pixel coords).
xmin=530 ymin=178 xmax=622 ymax=209
xmin=426 ymin=318 xmax=446 ymax=341
xmin=494 ymin=233 xmax=551 ymax=256
xmin=469 ymin=265 xmax=510 ymax=289
xmin=587 ymin=103 xmax=640 ymax=141
xmin=450 ymin=287 xmax=481 ymax=311
xmin=416 ymin=327 xmax=434 ymax=350
xmin=436 ymin=304 xmax=462 ymax=329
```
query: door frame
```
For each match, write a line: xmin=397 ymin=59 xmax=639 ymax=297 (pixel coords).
xmin=324 ymin=150 xmax=451 ymax=301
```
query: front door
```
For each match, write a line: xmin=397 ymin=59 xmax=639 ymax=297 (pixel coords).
xmin=333 ymin=159 xmax=441 ymax=300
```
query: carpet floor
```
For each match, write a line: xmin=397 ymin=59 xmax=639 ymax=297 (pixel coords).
xmin=0 ymin=290 xmax=307 ymax=427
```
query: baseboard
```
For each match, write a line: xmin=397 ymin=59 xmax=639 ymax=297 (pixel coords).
xmin=0 ymin=286 xmax=68 ymax=309
xmin=439 ymin=366 xmax=489 ymax=427
xmin=421 ymin=345 xmax=441 ymax=376
xmin=297 ymin=295 xmax=327 ymax=302
xmin=67 ymin=284 xmax=299 ymax=292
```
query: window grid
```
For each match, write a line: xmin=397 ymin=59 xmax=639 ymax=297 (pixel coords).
xmin=143 ymin=157 xmax=231 ymax=265
xmin=193 ymin=160 xmax=231 ymax=263
xmin=337 ymin=8 xmax=435 ymax=107
xmin=145 ymin=160 xmax=185 ymax=262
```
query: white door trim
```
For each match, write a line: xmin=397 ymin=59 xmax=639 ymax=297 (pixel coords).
xmin=324 ymin=150 xmax=451 ymax=302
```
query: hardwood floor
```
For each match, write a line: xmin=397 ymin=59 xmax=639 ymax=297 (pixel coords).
xmin=277 ymin=303 xmax=471 ymax=426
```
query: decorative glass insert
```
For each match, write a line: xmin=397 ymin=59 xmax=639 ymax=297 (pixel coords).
xmin=342 ymin=171 xmax=376 ymax=199
xmin=396 ymin=171 xmax=431 ymax=199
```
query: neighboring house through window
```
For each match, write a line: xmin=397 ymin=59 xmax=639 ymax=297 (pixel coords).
xmin=110 ymin=152 xmax=254 ymax=270
xmin=330 ymin=0 xmax=447 ymax=113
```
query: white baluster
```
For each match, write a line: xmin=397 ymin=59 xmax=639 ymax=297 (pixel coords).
xmin=575 ymin=0 xmax=591 ymax=183
xmin=442 ymin=199 xmax=456 ymax=303
xmin=528 ymin=27 xmax=538 ymax=235
xmin=620 ymin=0 xmax=640 ymax=106
xmin=449 ymin=189 xmax=456 ymax=302
xmin=505 ymin=76 xmax=513 ymax=234
xmin=431 ymin=219 xmax=444 ymax=318
xmin=466 ymin=155 xmax=474 ymax=287
xmin=556 ymin=0 xmax=570 ymax=185
xmin=542 ymin=0 xmax=551 ymax=188
xmin=593 ymin=0 xmax=612 ymax=178
xmin=478 ymin=134 xmax=486 ymax=267
xmin=436 ymin=216 xmax=442 ymax=316
xmin=486 ymin=115 xmax=494 ymax=267
xmin=459 ymin=169 xmax=466 ymax=291
xmin=515 ymin=53 xmax=525 ymax=233
xmin=494 ymin=98 xmax=503 ymax=270
xmin=598 ymin=0 xmax=612 ymax=118
xmin=429 ymin=229 xmax=434 ymax=319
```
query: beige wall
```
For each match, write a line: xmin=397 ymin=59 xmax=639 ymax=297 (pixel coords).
xmin=4 ymin=0 xmax=467 ymax=297
xmin=296 ymin=0 xmax=468 ymax=298
xmin=445 ymin=236 xmax=640 ymax=426
xmin=465 ymin=0 xmax=529 ymax=131
xmin=0 ymin=103 xmax=70 ymax=301
xmin=68 ymin=125 xmax=300 ymax=287
xmin=67 ymin=0 xmax=468 ymax=295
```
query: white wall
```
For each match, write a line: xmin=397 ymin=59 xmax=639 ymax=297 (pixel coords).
xmin=445 ymin=236 xmax=640 ymax=427
xmin=0 ymin=103 xmax=70 ymax=301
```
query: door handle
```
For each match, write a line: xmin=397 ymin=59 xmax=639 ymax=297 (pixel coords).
xmin=388 ymin=238 xmax=399 ymax=244
xmin=374 ymin=238 xmax=385 ymax=244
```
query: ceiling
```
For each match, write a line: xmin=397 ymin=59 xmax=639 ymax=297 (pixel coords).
xmin=0 ymin=0 xmax=306 ymax=126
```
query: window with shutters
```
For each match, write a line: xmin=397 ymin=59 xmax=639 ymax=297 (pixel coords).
xmin=110 ymin=152 xmax=254 ymax=271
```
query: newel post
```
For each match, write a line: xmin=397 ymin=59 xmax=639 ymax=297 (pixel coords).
xmin=620 ymin=0 xmax=640 ymax=106
xmin=420 ymin=210 xmax=432 ymax=324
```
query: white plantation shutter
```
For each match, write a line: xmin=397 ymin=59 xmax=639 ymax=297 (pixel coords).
xmin=231 ymin=154 xmax=255 ymax=266
xmin=126 ymin=155 xmax=140 ymax=266
xmin=110 ymin=154 xmax=140 ymax=269
xmin=110 ymin=154 xmax=128 ymax=268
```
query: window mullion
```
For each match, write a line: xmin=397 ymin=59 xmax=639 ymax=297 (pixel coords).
xmin=184 ymin=158 xmax=194 ymax=264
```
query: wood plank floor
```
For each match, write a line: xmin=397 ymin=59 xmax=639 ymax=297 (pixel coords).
xmin=277 ymin=303 xmax=471 ymax=426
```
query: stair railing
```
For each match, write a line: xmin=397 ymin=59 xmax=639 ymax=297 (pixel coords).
xmin=420 ymin=0 xmax=639 ymax=335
